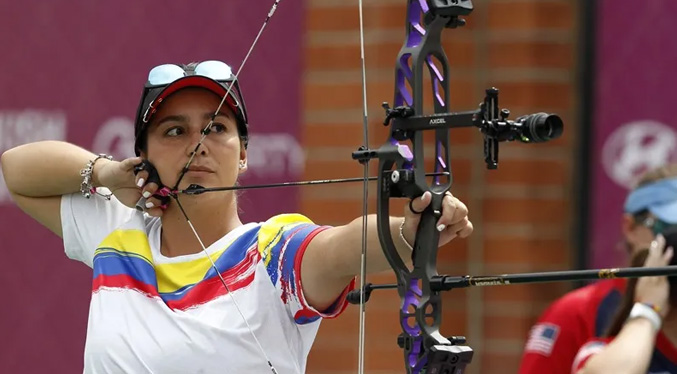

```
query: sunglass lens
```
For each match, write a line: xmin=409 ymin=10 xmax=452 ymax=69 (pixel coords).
xmin=148 ymin=64 xmax=186 ymax=85
xmin=195 ymin=60 xmax=233 ymax=80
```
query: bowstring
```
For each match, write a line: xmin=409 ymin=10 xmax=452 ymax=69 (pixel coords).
xmin=174 ymin=0 xmax=281 ymax=192
xmin=356 ymin=0 xmax=370 ymax=373
xmin=173 ymin=197 xmax=279 ymax=374
xmin=168 ymin=2 xmax=300 ymax=374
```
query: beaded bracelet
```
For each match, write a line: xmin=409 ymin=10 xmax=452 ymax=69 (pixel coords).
xmin=399 ymin=220 xmax=414 ymax=251
xmin=80 ymin=154 xmax=113 ymax=199
xmin=641 ymin=302 xmax=662 ymax=315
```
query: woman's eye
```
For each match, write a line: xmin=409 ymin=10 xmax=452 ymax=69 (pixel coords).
xmin=165 ymin=127 xmax=183 ymax=137
xmin=211 ymin=123 xmax=227 ymax=133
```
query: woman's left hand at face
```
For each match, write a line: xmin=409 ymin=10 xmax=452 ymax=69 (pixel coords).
xmin=402 ymin=191 xmax=474 ymax=247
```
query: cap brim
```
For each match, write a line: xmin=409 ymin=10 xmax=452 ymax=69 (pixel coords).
xmin=154 ymin=76 xmax=238 ymax=116
xmin=649 ymin=200 xmax=677 ymax=224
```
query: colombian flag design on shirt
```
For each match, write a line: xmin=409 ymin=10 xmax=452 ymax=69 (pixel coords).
xmin=90 ymin=214 xmax=348 ymax=322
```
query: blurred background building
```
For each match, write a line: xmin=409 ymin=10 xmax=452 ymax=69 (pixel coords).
xmin=0 ymin=0 xmax=675 ymax=373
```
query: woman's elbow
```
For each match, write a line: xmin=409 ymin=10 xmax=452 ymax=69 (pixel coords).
xmin=1 ymin=147 xmax=21 ymax=193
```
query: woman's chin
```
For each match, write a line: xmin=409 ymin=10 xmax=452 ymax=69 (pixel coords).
xmin=178 ymin=176 xmax=236 ymax=193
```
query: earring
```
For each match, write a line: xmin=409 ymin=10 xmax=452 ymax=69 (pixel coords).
xmin=239 ymin=161 xmax=245 ymax=169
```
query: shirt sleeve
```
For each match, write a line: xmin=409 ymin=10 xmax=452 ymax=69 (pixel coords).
xmin=518 ymin=297 xmax=589 ymax=374
xmin=570 ymin=339 xmax=610 ymax=374
xmin=257 ymin=213 xmax=355 ymax=325
xmin=60 ymin=190 xmax=136 ymax=268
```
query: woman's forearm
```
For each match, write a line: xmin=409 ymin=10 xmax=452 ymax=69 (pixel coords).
xmin=580 ymin=318 xmax=657 ymax=374
xmin=1 ymin=141 xmax=109 ymax=197
xmin=332 ymin=214 xmax=412 ymax=277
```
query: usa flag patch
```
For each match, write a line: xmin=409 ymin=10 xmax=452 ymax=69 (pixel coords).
xmin=524 ymin=323 xmax=560 ymax=356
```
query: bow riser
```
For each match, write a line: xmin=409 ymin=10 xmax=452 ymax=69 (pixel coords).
xmin=383 ymin=1 xmax=472 ymax=373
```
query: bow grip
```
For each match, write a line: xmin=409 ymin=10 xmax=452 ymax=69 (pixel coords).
xmin=411 ymin=188 xmax=445 ymax=262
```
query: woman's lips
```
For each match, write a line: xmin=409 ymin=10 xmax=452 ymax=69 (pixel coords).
xmin=186 ymin=169 xmax=213 ymax=175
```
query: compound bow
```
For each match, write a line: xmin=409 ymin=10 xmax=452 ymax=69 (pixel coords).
xmin=348 ymin=1 xmax=563 ymax=373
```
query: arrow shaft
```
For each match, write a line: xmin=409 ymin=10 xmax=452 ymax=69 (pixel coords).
xmin=180 ymin=172 xmax=450 ymax=194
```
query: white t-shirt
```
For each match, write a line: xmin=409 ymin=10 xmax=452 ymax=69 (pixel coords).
xmin=60 ymin=192 xmax=354 ymax=374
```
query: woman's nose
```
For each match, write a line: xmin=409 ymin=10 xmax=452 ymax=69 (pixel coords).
xmin=186 ymin=128 xmax=208 ymax=156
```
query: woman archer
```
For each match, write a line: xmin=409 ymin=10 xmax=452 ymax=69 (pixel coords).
xmin=0 ymin=60 xmax=473 ymax=374
xmin=572 ymin=232 xmax=677 ymax=374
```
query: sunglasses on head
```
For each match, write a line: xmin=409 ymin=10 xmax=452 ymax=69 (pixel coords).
xmin=636 ymin=215 xmax=677 ymax=236
xmin=140 ymin=60 xmax=247 ymax=124
xmin=146 ymin=60 xmax=236 ymax=87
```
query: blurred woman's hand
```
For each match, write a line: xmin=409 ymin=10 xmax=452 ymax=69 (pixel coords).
xmin=635 ymin=234 xmax=674 ymax=318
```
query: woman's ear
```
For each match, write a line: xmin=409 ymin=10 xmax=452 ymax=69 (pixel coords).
xmin=621 ymin=213 xmax=635 ymax=238
xmin=623 ymin=213 xmax=656 ymax=257
xmin=238 ymin=146 xmax=248 ymax=174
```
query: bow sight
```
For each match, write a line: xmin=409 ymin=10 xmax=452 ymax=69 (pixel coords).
xmin=379 ymin=87 xmax=564 ymax=170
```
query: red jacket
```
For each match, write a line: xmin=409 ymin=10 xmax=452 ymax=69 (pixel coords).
xmin=518 ymin=278 xmax=626 ymax=374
